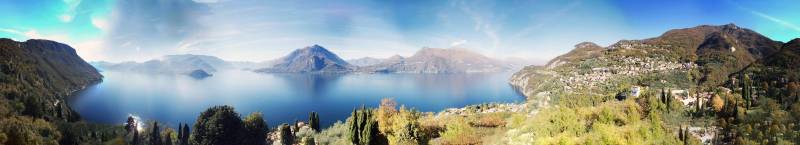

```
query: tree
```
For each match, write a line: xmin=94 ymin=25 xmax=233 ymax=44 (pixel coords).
xmin=163 ymin=128 xmax=175 ymax=145
xmin=348 ymin=107 xmax=386 ymax=145
xmin=176 ymin=123 xmax=182 ymax=145
xmin=377 ymin=98 xmax=398 ymax=135
xmin=0 ymin=116 xmax=61 ymax=145
xmin=742 ymin=74 xmax=752 ymax=108
xmin=277 ymin=123 xmax=294 ymax=145
xmin=191 ymin=105 xmax=244 ymax=145
xmin=387 ymin=107 xmax=424 ymax=145
xmin=786 ymin=82 xmax=799 ymax=104
xmin=178 ymin=124 xmax=190 ymax=145
xmin=309 ymin=112 xmax=320 ymax=132
xmin=126 ymin=116 xmax=137 ymax=133
xmin=243 ymin=112 xmax=268 ymax=145
xmin=126 ymin=116 xmax=140 ymax=145
xmin=711 ymin=94 xmax=725 ymax=113
xmin=150 ymin=122 xmax=162 ymax=145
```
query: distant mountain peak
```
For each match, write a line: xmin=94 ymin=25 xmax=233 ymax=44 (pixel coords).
xmin=388 ymin=54 xmax=404 ymax=60
xmin=257 ymin=45 xmax=353 ymax=73
xmin=357 ymin=47 xmax=509 ymax=73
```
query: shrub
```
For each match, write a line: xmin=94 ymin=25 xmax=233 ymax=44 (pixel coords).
xmin=439 ymin=117 xmax=479 ymax=145
xmin=471 ymin=114 xmax=506 ymax=128
xmin=315 ymin=121 xmax=353 ymax=145
xmin=243 ymin=112 xmax=269 ymax=145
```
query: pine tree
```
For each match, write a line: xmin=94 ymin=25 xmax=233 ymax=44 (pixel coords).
xmin=126 ymin=116 xmax=137 ymax=133
xmin=126 ymin=116 xmax=140 ymax=145
xmin=125 ymin=116 xmax=139 ymax=145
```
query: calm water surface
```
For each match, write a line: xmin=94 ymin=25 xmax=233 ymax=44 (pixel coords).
xmin=70 ymin=70 xmax=524 ymax=128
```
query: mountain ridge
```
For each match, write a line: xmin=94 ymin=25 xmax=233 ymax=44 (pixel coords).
xmin=94 ymin=54 xmax=233 ymax=77
xmin=0 ymin=38 xmax=102 ymax=121
xmin=357 ymin=47 xmax=510 ymax=73
xmin=255 ymin=45 xmax=354 ymax=73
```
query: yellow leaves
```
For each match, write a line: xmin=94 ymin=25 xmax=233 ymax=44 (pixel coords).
xmin=471 ymin=113 xmax=506 ymax=128
xmin=509 ymin=99 xmax=683 ymax=145
xmin=711 ymin=94 xmax=725 ymax=112
xmin=439 ymin=117 xmax=480 ymax=145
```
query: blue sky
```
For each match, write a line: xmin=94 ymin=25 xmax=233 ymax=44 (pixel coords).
xmin=1 ymin=0 xmax=798 ymax=63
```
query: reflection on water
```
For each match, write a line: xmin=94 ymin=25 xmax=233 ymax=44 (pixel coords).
xmin=69 ymin=70 xmax=524 ymax=128
xmin=272 ymin=73 xmax=344 ymax=98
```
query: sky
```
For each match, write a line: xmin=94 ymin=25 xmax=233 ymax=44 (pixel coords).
xmin=1 ymin=0 xmax=799 ymax=63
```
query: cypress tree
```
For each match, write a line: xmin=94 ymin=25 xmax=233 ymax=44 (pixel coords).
xmin=181 ymin=124 xmax=190 ymax=145
xmin=348 ymin=106 xmax=385 ymax=145
xmin=133 ymin=130 xmax=141 ymax=145
xmin=150 ymin=122 xmax=162 ymax=145
xmin=742 ymin=74 xmax=752 ymax=108
xmin=667 ymin=89 xmax=672 ymax=113
xmin=309 ymin=112 xmax=320 ymax=131
xmin=177 ymin=123 xmax=183 ymax=145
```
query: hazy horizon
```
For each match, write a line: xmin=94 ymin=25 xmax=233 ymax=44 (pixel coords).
xmin=2 ymin=0 xmax=799 ymax=63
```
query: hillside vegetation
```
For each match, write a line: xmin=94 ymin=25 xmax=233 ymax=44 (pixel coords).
xmin=2 ymin=24 xmax=799 ymax=145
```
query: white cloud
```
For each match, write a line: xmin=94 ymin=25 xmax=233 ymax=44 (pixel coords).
xmin=730 ymin=1 xmax=800 ymax=32
xmin=0 ymin=28 xmax=24 ymax=35
xmin=60 ymin=0 xmax=82 ymax=23
xmin=91 ymin=16 xmax=110 ymax=32
xmin=457 ymin=1 xmax=500 ymax=50
xmin=23 ymin=30 xmax=70 ymax=41
xmin=72 ymin=38 xmax=106 ymax=61
xmin=749 ymin=11 xmax=800 ymax=32
xmin=450 ymin=39 xmax=468 ymax=47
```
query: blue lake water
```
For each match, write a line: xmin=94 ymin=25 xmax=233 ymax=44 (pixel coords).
xmin=69 ymin=70 xmax=524 ymax=128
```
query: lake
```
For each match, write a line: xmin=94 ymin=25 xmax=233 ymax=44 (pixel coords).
xmin=69 ymin=70 xmax=525 ymax=128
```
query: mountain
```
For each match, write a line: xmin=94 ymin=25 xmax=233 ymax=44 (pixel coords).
xmin=348 ymin=57 xmax=384 ymax=66
xmin=97 ymin=54 xmax=232 ymax=76
xmin=358 ymin=47 xmax=510 ymax=73
xmin=255 ymin=45 xmax=354 ymax=73
xmin=758 ymin=38 xmax=800 ymax=78
xmin=511 ymin=23 xmax=786 ymax=99
xmin=649 ymin=24 xmax=781 ymax=85
xmin=348 ymin=55 xmax=406 ymax=67
xmin=0 ymin=38 xmax=102 ymax=121
xmin=545 ymin=42 xmax=606 ymax=68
